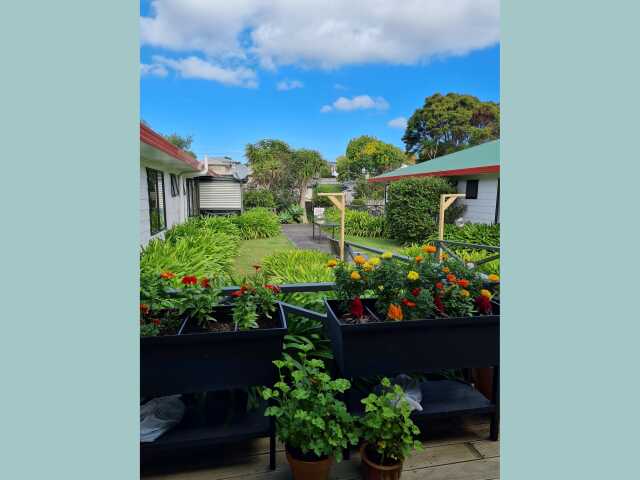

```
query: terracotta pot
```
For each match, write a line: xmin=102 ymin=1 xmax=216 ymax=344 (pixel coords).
xmin=472 ymin=367 xmax=493 ymax=401
xmin=286 ymin=449 xmax=333 ymax=480
xmin=360 ymin=444 xmax=403 ymax=480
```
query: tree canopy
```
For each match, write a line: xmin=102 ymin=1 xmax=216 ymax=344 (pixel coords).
xmin=402 ymin=93 xmax=499 ymax=162
xmin=337 ymin=136 xmax=406 ymax=181
xmin=164 ymin=133 xmax=197 ymax=158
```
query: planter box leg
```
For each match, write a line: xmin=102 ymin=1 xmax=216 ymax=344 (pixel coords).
xmin=269 ymin=417 xmax=276 ymax=470
xmin=490 ymin=365 xmax=500 ymax=441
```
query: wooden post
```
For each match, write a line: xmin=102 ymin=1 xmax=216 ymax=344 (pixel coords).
xmin=438 ymin=193 xmax=466 ymax=260
xmin=318 ymin=193 xmax=346 ymax=260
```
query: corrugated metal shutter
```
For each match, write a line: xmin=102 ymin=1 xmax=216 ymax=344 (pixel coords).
xmin=199 ymin=181 xmax=242 ymax=210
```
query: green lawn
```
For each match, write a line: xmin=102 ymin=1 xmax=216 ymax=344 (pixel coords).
xmin=233 ymin=234 xmax=293 ymax=277
xmin=344 ymin=235 xmax=403 ymax=253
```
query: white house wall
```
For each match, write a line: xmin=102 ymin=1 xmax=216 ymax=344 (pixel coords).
xmin=140 ymin=163 xmax=190 ymax=246
xmin=456 ymin=174 xmax=499 ymax=224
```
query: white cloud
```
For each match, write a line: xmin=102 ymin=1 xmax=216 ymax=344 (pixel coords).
xmin=388 ymin=116 xmax=408 ymax=129
xmin=321 ymin=95 xmax=389 ymax=113
xmin=151 ymin=56 xmax=258 ymax=88
xmin=141 ymin=1 xmax=500 ymax=69
xmin=140 ymin=63 xmax=168 ymax=77
xmin=276 ymin=79 xmax=304 ymax=91
xmin=334 ymin=83 xmax=347 ymax=90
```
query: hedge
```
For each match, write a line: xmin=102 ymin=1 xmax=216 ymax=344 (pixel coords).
xmin=324 ymin=208 xmax=387 ymax=238
xmin=243 ymin=188 xmax=276 ymax=209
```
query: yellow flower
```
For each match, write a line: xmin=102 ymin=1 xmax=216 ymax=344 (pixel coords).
xmin=354 ymin=255 xmax=367 ymax=265
xmin=460 ymin=289 xmax=470 ymax=297
xmin=378 ymin=285 xmax=384 ymax=291
xmin=326 ymin=259 xmax=337 ymax=268
xmin=381 ymin=251 xmax=393 ymax=259
xmin=442 ymin=253 xmax=449 ymax=260
xmin=369 ymin=257 xmax=381 ymax=266
xmin=407 ymin=271 xmax=420 ymax=281
xmin=422 ymin=244 xmax=437 ymax=254
xmin=415 ymin=255 xmax=423 ymax=263
xmin=350 ymin=271 xmax=362 ymax=281
xmin=488 ymin=274 xmax=500 ymax=282
xmin=363 ymin=262 xmax=373 ymax=272
xmin=442 ymin=267 xmax=450 ymax=273
xmin=480 ymin=289 xmax=492 ymax=299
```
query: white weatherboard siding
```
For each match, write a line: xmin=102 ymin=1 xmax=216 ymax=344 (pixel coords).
xmin=140 ymin=164 xmax=190 ymax=246
xmin=456 ymin=174 xmax=499 ymax=224
xmin=199 ymin=181 xmax=242 ymax=211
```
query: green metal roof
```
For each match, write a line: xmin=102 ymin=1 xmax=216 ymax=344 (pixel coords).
xmin=370 ymin=140 xmax=500 ymax=183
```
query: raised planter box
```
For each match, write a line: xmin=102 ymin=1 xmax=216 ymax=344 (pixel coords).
xmin=323 ymin=298 xmax=499 ymax=378
xmin=141 ymin=303 xmax=288 ymax=397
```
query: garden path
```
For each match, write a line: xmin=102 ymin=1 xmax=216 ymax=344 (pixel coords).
xmin=281 ymin=224 xmax=332 ymax=254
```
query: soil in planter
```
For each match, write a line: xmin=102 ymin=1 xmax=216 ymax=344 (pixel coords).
xmin=286 ymin=444 xmax=329 ymax=462
xmin=194 ymin=309 xmax=280 ymax=332
xmin=364 ymin=444 xmax=400 ymax=467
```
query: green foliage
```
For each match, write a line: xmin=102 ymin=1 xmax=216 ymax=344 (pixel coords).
xmin=385 ymin=177 xmax=461 ymax=244
xmin=262 ymin=353 xmax=359 ymax=461
xmin=360 ymin=378 xmax=422 ymax=465
xmin=163 ymin=132 xmax=197 ymax=158
xmin=165 ymin=216 xmax=240 ymax=243
xmin=313 ymin=183 xmax=343 ymax=207
xmin=325 ymin=208 xmax=387 ymax=238
xmin=232 ymin=208 xmax=281 ymax=240
xmin=277 ymin=205 xmax=304 ymax=224
xmin=427 ymin=223 xmax=500 ymax=247
xmin=403 ymin=93 xmax=500 ymax=162
xmin=228 ymin=270 xmax=280 ymax=330
xmin=245 ymin=139 xmax=293 ymax=190
xmin=338 ymin=136 xmax=406 ymax=181
xmin=243 ymin=189 xmax=276 ymax=209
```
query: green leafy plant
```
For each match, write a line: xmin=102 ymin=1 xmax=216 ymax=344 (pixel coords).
xmin=228 ymin=266 xmax=281 ymax=330
xmin=262 ymin=351 xmax=359 ymax=462
xmin=360 ymin=377 xmax=422 ymax=466
xmin=325 ymin=208 xmax=387 ymax=238
xmin=277 ymin=204 xmax=304 ymax=224
xmin=232 ymin=208 xmax=281 ymax=240
xmin=243 ymin=188 xmax=277 ymax=209
xmin=313 ymin=183 xmax=343 ymax=207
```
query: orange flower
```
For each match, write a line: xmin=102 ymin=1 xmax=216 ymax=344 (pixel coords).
xmin=422 ymin=245 xmax=437 ymax=254
xmin=350 ymin=271 xmax=362 ymax=281
xmin=415 ymin=255 xmax=423 ymax=263
xmin=387 ymin=304 xmax=403 ymax=321
xmin=140 ymin=303 xmax=150 ymax=315
xmin=200 ymin=278 xmax=210 ymax=288
xmin=442 ymin=267 xmax=450 ymax=274
xmin=457 ymin=279 xmax=470 ymax=288
xmin=480 ymin=289 xmax=493 ymax=299
xmin=160 ymin=271 xmax=175 ymax=279
xmin=354 ymin=255 xmax=367 ymax=265
xmin=446 ymin=274 xmax=457 ymax=282
xmin=488 ymin=274 xmax=500 ymax=282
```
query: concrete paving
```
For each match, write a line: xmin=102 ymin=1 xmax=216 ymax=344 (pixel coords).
xmin=281 ymin=224 xmax=333 ymax=254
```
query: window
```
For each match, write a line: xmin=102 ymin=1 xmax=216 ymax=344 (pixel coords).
xmin=186 ymin=178 xmax=200 ymax=217
xmin=465 ymin=179 xmax=479 ymax=199
xmin=146 ymin=168 xmax=167 ymax=235
xmin=170 ymin=174 xmax=180 ymax=197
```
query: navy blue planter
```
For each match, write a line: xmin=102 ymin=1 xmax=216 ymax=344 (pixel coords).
xmin=324 ymin=298 xmax=499 ymax=378
xmin=141 ymin=303 xmax=288 ymax=397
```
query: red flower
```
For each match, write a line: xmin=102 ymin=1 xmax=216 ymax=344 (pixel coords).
xmin=266 ymin=284 xmax=281 ymax=294
xmin=434 ymin=295 xmax=445 ymax=314
xmin=402 ymin=298 xmax=417 ymax=308
xmin=152 ymin=318 xmax=161 ymax=326
xmin=140 ymin=303 xmax=150 ymax=315
xmin=475 ymin=295 xmax=493 ymax=315
xmin=411 ymin=288 xmax=421 ymax=297
xmin=457 ymin=279 xmax=470 ymax=288
xmin=231 ymin=290 xmax=243 ymax=297
xmin=181 ymin=275 xmax=198 ymax=285
xmin=200 ymin=278 xmax=210 ymax=288
xmin=350 ymin=296 xmax=364 ymax=318
xmin=435 ymin=282 xmax=444 ymax=290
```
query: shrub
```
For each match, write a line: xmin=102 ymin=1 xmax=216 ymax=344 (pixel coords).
xmin=277 ymin=204 xmax=304 ymax=224
xmin=243 ymin=188 xmax=276 ymax=209
xmin=232 ymin=208 xmax=281 ymax=239
xmin=325 ymin=208 xmax=387 ymax=238
xmin=427 ymin=223 xmax=500 ymax=247
xmin=165 ymin=216 xmax=240 ymax=243
xmin=385 ymin=177 xmax=463 ymax=244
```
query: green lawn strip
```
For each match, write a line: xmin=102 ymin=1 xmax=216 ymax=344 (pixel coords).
xmin=344 ymin=235 xmax=404 ymax=254
xmin=232 ymin=234 xmax=294 ymax=278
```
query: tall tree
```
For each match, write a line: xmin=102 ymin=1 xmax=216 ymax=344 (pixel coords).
xmin=403 ymin=93 xmax=499 ymax=162
xmin=244 ymin=139 xmax=293 ymax=191
xmin=337 ymin=136 xmax=406 ymax=181
xmin=164 ymin=133 xmax=197 ymax=158
xmin=288 ymin=148 xmax=328 ymax=223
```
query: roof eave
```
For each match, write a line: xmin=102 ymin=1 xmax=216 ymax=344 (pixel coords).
xmin=369 ymin=165 xmax=499 ymax=183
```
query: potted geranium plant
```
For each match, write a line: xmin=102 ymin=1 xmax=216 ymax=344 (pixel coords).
xmin=319 ymin=246 xmax=499 ymax=377
xmin=262 ymin=349 xmax=359 ymax=480
xmin=359 ymin=378 xmax=422 ymax=480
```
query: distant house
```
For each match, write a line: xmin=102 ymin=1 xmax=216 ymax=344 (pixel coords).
xmin=140 ymin=122 xmax=208 ymax=246
xmin=369 ymin=140 xmax=500 ymax=224
xmin=198 ymin=156 xmax=249 ymax=215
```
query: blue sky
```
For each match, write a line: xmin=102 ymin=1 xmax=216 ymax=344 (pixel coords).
xmin=140 ymin=1 xmax=500 ymax=161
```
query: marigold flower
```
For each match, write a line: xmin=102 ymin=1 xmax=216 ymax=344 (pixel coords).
xmin=476 ymin=295 xmax=493 ymax=314
xmin=181 ymin=275 xmax=198 ymax=285
xmin=160 ymin=271 xmax=175 ymax=279
xmin=460 ymin=289 xmax=470 ymax=297
xmin=422 ymin=244 xmax=437 ymax=254
xmin=411 ymin=287 xmax=421 ymax=297
xmin=387 ymin=303 xmax=403 ymax=321
xmin=446 ymin=274 xmax=457 ymax=283
xmin=407 ymin=271 xmax=420 ymax=281
xmin=354 ymin=255 xmax=367 ymax=265
xmin=200 ymin=278 xmax=210 ymax=288
xmin=326 ymin=259 xmax=338 ymax=268
xmin=266 ymin=284 xmax=281 ymax=294
xmin=363 ymin=262 xmax=373 ymax=272
xmin=434 ymin=295 xmax=445 ymax=313
xmin=435 ymin=282 xmax=444 ymax=290
xmin=488 ymin=274 xmax=500 ymax=282
xmin=369 ymin=257 xmax=381 ymax=266
xmin=350 ymin=296 xmax=364 ymax=318
xmin=442 ymin=253 xmax=449 ymax=260
xmin=140 ymin=303 xmax=150 ymax=315
xmin=402 ymin=298 xmax=417 ymax=308
xmin=152 ymin=318 xmax=161 ymax=326
xmin=442 ymin=267 xmax=450 ymax=273
xmin=480 ymin=289 xmax=492 ymax=299
xmin=381 ymin=251 xmax=393 ymax=259
xmin=350 ymin=271 xmax=362 ymax=281
xmin=231 ymin=290 xmax=243 ymax=297
xmin=457 ymin=279 xmax=470 ymax=288
xmin=415 ymin=255 xmax=423 ymax=263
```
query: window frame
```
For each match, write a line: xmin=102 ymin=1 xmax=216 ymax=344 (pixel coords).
xmin=465 ymin=179 xmax=479 ymax=200
xmin=146 ymin=168 xmax=167 ymax=236
xmin=169 ymin=173 xmax=180 ymax=197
